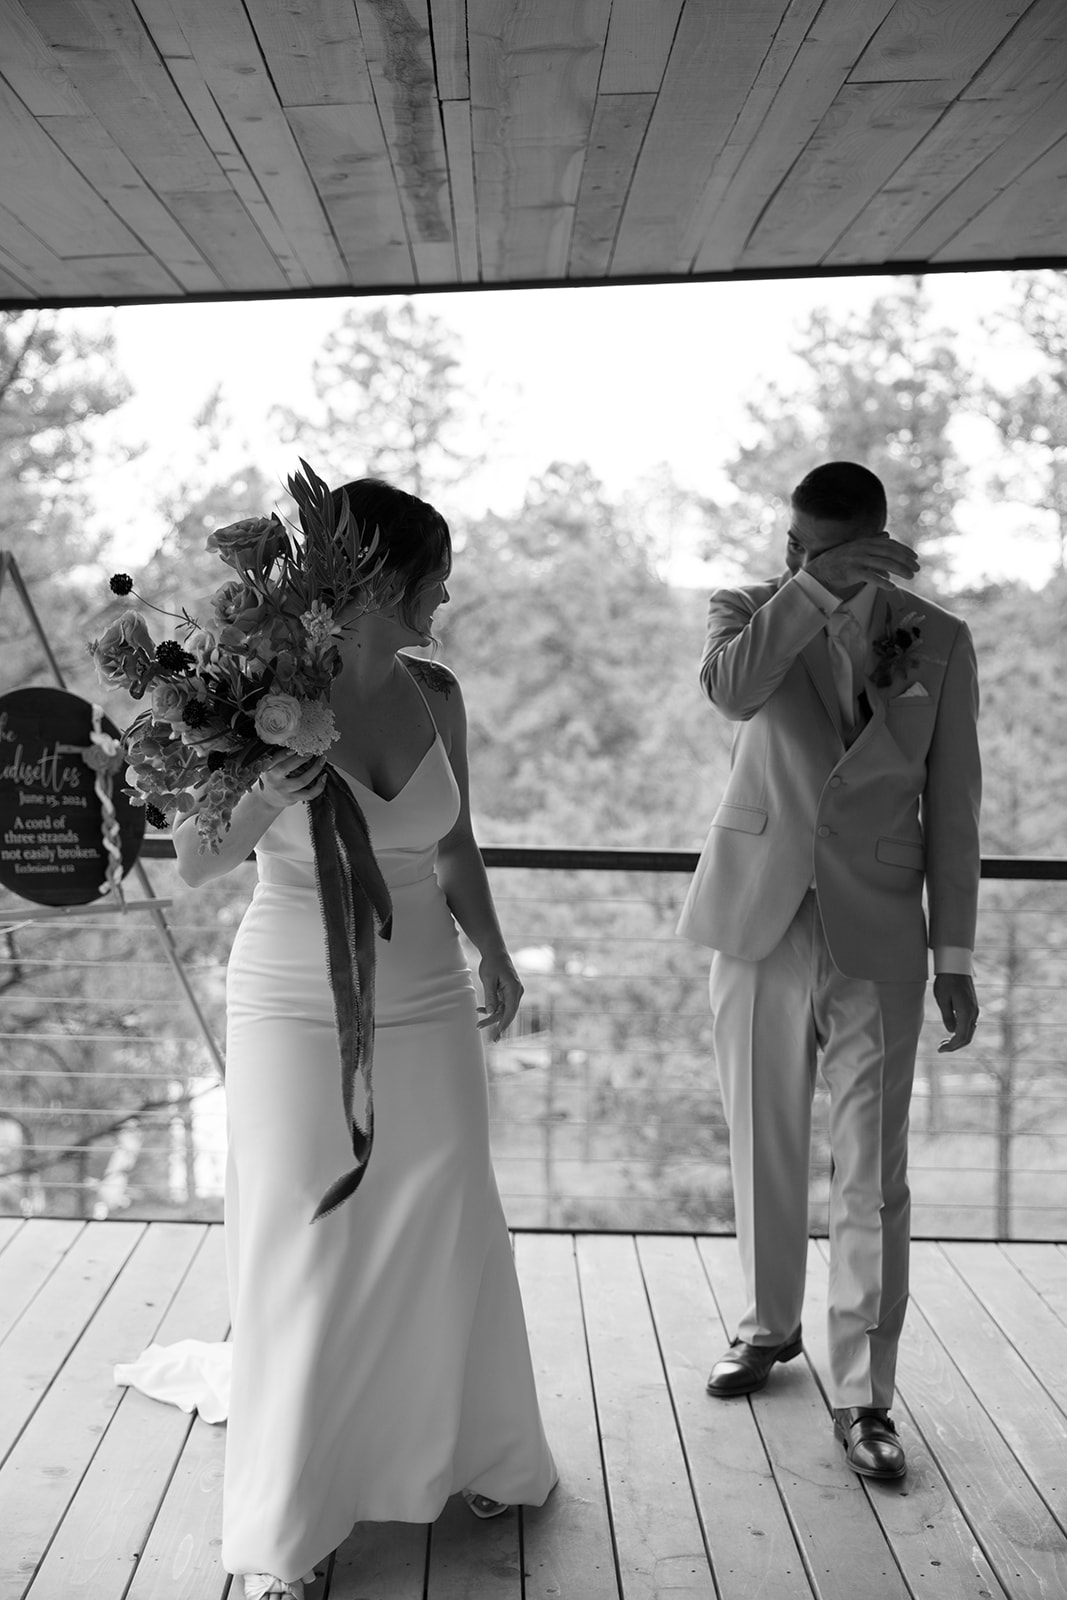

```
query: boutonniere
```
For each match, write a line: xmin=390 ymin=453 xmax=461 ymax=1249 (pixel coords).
xmin=871 ymin=609 xmax=925 ymax=689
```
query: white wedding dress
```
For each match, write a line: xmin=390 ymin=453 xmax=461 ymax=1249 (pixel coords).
xmin=116 ymin=681 xmax=557 ymax=1581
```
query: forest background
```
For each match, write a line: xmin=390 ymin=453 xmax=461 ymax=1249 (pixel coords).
xmin=1 ymin=271 xmax=1065 ymax=1239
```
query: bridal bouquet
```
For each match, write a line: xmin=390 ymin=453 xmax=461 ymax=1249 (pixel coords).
xmin=90 ymin=460 xmax=392 ymax=1221
xmin=90 ymin=460 xmax=381 ymax=851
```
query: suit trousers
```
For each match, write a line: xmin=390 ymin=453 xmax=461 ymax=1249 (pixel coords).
xmin=709 ymin=890 xmax=926 ymax=1407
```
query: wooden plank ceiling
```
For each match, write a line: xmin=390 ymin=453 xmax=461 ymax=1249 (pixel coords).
xmin=1 ymin=0 xmax=1066 ymax=307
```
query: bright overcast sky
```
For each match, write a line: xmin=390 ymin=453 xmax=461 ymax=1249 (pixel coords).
xmin=64 ymin=269 xmax=1057 ymax=591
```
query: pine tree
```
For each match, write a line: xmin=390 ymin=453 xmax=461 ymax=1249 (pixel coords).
xmin=273 ymin=298 xmax=477 ymax=500
xmin=697 ymin=281 xmax=973 ymax=590
xmin=979 ymin=270 xmax=1067 ymax=575
xmin=0 ymin=311 xmax=130 ymax=692
xmin=957 ymin=577 xmax=1067 ymax=1236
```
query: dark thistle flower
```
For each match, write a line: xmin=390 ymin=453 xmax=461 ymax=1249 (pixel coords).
xmin=182 ymin=699 xmax=210 ymax=729
xmin=106 ymin=572 xmax=199 ymax=631
xmin=206 ymin=750 xmax=229 ymax=773
xmin=155 ymin=639 xmax=195 ymax=672
xmin=145 ymin=803 xmax=169 ymax=829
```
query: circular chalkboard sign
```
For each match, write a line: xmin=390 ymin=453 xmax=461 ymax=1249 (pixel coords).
xmin=0 ymin=687 xmax=145 ymax=906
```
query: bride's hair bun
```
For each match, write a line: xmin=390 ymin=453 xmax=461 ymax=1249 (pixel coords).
xmin=304 ymin=477 xmax=452 ymax=627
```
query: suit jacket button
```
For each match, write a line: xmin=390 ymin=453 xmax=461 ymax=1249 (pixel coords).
xmin=817 ymin=825 xmax=832 ymax=837
xmin=829 ymin=775 xmax=843 ymax=787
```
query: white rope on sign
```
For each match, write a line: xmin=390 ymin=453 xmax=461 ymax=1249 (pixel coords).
xmin=84 ymin=704 xmax=126 ymax=903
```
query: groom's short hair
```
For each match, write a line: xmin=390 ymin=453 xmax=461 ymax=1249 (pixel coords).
xmin=792 ymin=462 xmax=887 ymax=529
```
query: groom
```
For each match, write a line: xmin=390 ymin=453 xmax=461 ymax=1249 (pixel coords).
xmin=678 ymin=462 xmax=981 ymax=1479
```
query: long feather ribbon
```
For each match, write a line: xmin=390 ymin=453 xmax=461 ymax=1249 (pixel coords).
xmin=308 ymin=767 xmax=392 ymax=1221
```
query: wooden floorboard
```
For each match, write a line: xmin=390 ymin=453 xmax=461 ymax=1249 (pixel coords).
xmin=700 ymin=1235 xmax=910 ymax=1600
xmin=122 ymin=1410 xmax=229 ymax=1600
xmin=325 ymin=1521 xmax=427 ymax=1600
xmin=894 ymin=1302 xmax=1067 ymax=1598
xmin=806 ymin=1243 xmax=1011 ymax=1600
xmin=515 ymin=1234 xmax=617 ymax=1600
xmin=39 ymin=1226 xmax=232 ymax=1600
xmin=0 ymin=1219 xmax=82 ymax=1346
xmin=637 ymin=1235 xmax=814 ymax=1599
xmin=578 ymin=1233 xmax=717 ymax=1597
xmin=0 ymin=1217 xmax=27 ymax=1257
xmin=998 ymin=1241 xmax=1067 ymax=1326
xmin=0 ymin=1223 xmax=195 ymax=1600
xmin=0 ymin=1222 xmax=143 ymax=1467
xmin=4 ymin=1222 xmax=1067 ymax=1600
xmin=425 ymin=1492 xmax=520 ymax=1600
xmin=911 ymin=1244 xmax=1067 ymax=1534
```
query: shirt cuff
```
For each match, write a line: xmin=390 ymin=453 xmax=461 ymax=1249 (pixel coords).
xmin=791 ymin=567 xmax=838 ymax=615
xmin=933 ymin=946 xmax=973 ymax=975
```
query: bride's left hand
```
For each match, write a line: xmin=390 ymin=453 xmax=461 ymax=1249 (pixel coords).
xmin=477 ymin=951 xmax=524 ymax=1041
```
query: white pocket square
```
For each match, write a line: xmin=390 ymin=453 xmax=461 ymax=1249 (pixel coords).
xmin=897 ymin=682 xmax=929 ymax=699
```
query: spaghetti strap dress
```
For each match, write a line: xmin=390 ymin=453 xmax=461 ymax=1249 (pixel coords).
xmin=117 ymin=672 xmax=557 ymax=1582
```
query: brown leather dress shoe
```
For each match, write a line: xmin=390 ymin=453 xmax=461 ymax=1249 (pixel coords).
xmin=833 ymin=1407 xmax=907 ymax=1479
xmin=706 ymin=1329 xmax=803 ymax=1396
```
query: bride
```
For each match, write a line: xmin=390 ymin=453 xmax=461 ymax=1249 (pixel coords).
xmin=131 ymin=478 xmax=557 ymax=1598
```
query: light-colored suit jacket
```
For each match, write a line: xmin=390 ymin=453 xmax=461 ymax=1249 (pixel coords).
xmin=676 ymin=575 xmax=981 ymax=982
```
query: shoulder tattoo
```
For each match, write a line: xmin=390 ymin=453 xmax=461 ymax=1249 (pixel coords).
xmin=410 ymin=659 xmax=454 ymax=699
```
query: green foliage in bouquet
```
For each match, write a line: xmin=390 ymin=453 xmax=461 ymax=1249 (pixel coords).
xmin=90 ymin=460 xmax=383 ymax=851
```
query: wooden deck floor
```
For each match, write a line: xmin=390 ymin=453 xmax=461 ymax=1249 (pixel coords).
xmin=2 ymin=1220 xmax=1066 ymax=1600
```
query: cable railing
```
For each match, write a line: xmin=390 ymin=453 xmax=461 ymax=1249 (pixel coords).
xmin=130 ymin=840 xmax=1067 ymax=878
xmin=1 ymin=848 xmax=1065 ymax=1239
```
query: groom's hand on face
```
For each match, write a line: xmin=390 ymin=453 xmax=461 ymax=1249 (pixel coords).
xmin=803 ymin=533 xmax=920 ymax=593
xmin=933 ymin=974 xmax=980 ymax=1052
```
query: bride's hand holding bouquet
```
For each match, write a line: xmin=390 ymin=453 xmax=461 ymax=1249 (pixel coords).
xmin=256 ymin=750 xmax=328 ymax=812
